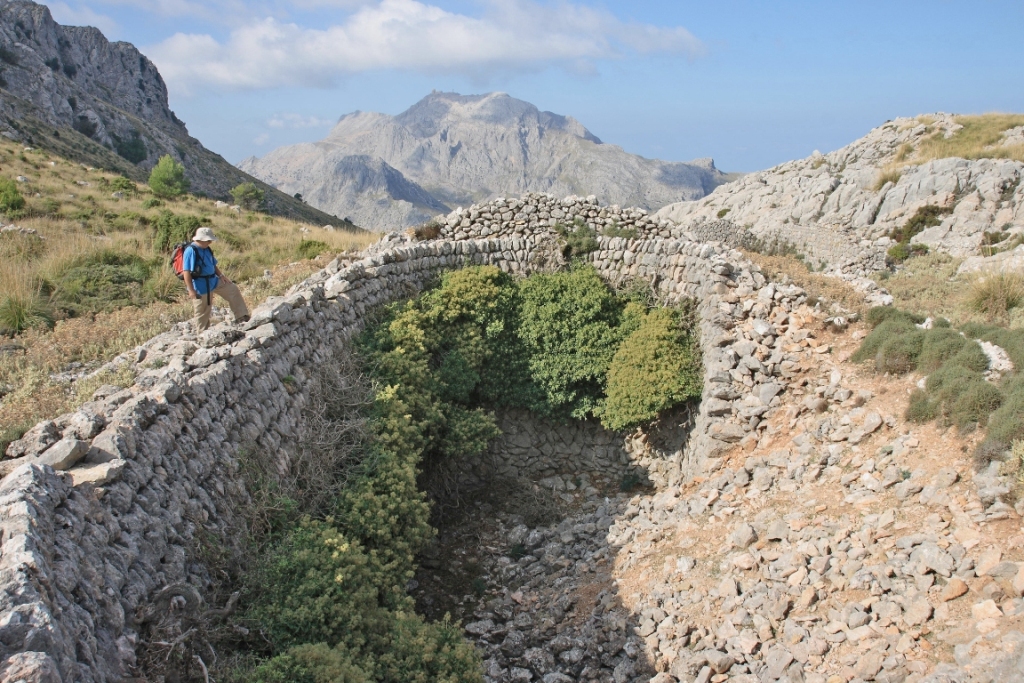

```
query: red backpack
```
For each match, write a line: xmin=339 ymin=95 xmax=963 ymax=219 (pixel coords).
xmin=170 ymin=243 xmax=211 ymax=280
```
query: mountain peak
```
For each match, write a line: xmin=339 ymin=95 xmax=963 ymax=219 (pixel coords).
xmin=244 ymin=91 xmax=727 ymax=230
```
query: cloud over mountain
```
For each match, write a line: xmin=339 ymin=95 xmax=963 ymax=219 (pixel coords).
xmin=149 ymin=0 xmax=704 ymax=93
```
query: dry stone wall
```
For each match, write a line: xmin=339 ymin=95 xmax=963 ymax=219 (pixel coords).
xmin=0 ymin=196 xmax=810 ymax=683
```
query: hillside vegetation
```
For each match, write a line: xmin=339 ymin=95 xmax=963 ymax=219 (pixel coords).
xmin=219 ymin=265 xmax=701 ymax=682
xmin=0 ymin=138 xmax=375 ymax=451
xmin=912 ymin=113 xmax=1024 ymax=164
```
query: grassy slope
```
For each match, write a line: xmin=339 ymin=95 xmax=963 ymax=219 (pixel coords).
xmin=1 ymin=93 xmax=359 ymax=229
xmin=0 ymin=137 xmax=378 ymax=450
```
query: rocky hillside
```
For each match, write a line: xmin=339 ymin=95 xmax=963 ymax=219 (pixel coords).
xmin=656 ymin=114 xmax=1024 ymax=276
xmin=239 ymin=91 xmax=728 ymax=230
xmin=0 ymin=0 xmax=351 ymax=227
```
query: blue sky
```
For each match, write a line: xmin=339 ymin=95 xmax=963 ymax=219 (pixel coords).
xmin=45 ymin=0 xmax=1024 ymax=172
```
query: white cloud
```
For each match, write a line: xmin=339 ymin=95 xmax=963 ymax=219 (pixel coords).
xmin=253 ymin=132 xmax=271 ymax=144
xmin=47 ymin=2 xmax=120 ymax=36
xmin=267 ymin=113 xmax=335 ymax=128
xmin=148 ymin=0 xmax=704 ymax=94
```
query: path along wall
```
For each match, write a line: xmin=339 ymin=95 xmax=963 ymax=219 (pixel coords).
xmin=0 ymin=199 xmax=811 ymax=682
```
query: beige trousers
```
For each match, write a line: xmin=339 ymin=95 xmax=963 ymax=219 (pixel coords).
xmin=191 ymin=278 xmax=249 ymax=332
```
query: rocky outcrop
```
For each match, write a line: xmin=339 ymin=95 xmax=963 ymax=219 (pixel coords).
xmin=239 ymin=91 xmax=728 ymax=230
xmin=656 ymin=114 xmax=1024 ymax=275
xmin=0 ymin=0 xmax=351 ymax=227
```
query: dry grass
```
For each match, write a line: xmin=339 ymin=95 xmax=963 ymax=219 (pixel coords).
xmin=1 ymin=139 xmax=379 ymax=443
xmin=872 ymin=168 xmax=903 ymax=191
xmin=967 ymin=270 xmax=1024 ymax=323
xmin=874 ymin=252 xmax=1024 ymax=329
xmin=742 ymin=252 xmax=868 ymax=315
xmin=914 ymin=113 xmax=1024 ymax=164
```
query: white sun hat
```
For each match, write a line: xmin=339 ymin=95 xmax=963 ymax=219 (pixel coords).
xmin=194 ymin=227 xmax=217 ymax=242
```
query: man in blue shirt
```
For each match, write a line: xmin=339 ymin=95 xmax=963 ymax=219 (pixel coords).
xmin=182 ymin=227 xmax=250 ymax=333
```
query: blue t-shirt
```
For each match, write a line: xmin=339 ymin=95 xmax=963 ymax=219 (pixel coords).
xmin=183 ymin=244 xmax=218 ymax=295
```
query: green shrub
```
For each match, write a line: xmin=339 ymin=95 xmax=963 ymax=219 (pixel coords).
xmin=864 ymin=306 xmax=924 ymax=328
xmin=554 ymin=221 xmax=599 ymax=259
xmin=926 ymin=363 xmax=983 ymax=405
xmin=987 ymin=378 xmax=1024 ymax=446
xmin=296 ymin=239 xmax=329 ymax=260
xmin=110 ymin=176 xmax=137 ymax=195
xmin=948 ymin=341 xmax=990 ymax=373
xmin=250 ymin=644 xmax=363 ymax=683
xmin=890 ymin=204 xmax=952 ymax=244
xmin=716 ymin=208 xmax=730 ymax=218
xmin=851 ymin=317 xmax=919 ymax=363
xmin=960 ymin=322 xmax=1024 ymax=370
xmin=153 ymin=211 xmax=201 ymax=252
xmin=917 ymin=327 xmax=968 ymax=372
xmin=0 ymin=293 xmax=54 ymax=335
xmin=142 ymin=197 xmax=162 ymax=209
xmin=517 ymin=265 xmax=629 ymax=418
xmin=602 ymin=224 xmax=638 ymax=240
xmin=148 ymin=154 xmax=190 ymax=198
xmin=874 ymin=330 xmax=924 ymax=374
xmin=950 ymin=380 xmax=1003 ymax=431
xmin=906 ymin=389 xmax=938 ymax=423
xmin=601 ymin=307 xmax=702 ymax=430
xmin=0 ymin=177 xmax=25 ymax=215
xmin=231 ymin=182 xmax=265 ymax=211
xmin=51 ymin=250 xmax=154 ymax=315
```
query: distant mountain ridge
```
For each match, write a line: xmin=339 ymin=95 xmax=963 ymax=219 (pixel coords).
xmin=0 ymin=0 xmax=352 ymax=227
xmin=240 ymin=91 xmax=728 ymax=230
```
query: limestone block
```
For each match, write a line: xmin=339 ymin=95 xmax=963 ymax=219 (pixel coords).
xmin=35 ymin=438 xmax=89 ymax=470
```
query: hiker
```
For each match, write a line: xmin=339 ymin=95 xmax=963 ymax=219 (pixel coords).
xmin=182 ymin=227 xmax=250 ymax=333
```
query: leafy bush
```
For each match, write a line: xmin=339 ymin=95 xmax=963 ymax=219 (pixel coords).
xmin=51 ymin=250 xmax=154 ymax=315
xmin=602 ymin=224 xmax=638 ymax=240
xmin=601 ymin=307 xmax=702 ymax=430
xmin=917 ymin=327 xmax=968 ymax=372
xmin=885 ymin=205 xmax=949 ymax=264
xmin=716 ymin=208 xmax=730 ymax=218
xmin=110 ymin=176 xmax=137 ymax=195
xmin=864 ymin=306 xmax=925 ymax=328
xmin=296 ymin=239 xmax=329 ymax=260
xmin=148 ymin=155 xmax=190 ymax=199
xmin=231 ymin=182 xmax=265 ymax=211
xmin=886 ymin=241 xmax=928 ymax=264
xmin=851 ymin=318 xmax=919 ymax=363
xmin=153 ymin=211 xmax=201 ymax=252
xmin=554 ymin=220 xmax=599 ymax=259
xmin=906 ymin=389 xmax=938 ymax=423
xmin=0 ymin=177 xmax=26 ymax=215
xmin=142 ymin=197 xmax=162 ymax=209
xmin=986 ymin=378 xmax=1024 ymax=447
xmin=950 ymin=380 xmax=1003 ymax=431
xmin=890 ymin=204 xmax=952 ymax=244
xmin=517 ymin=265 xmax=631 ymax=418
xmin=874 ymin=330 xmax=924 ymax=374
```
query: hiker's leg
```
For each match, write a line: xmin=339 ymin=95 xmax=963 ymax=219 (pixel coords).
xmin=214 ymin=279 xmax=250 ymax=322
xmin=192 ymin=294 xmax=211 ymax=333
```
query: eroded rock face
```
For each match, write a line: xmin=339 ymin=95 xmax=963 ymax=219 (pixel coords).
xmin=656 ymin=114 xmax=1024 ymax=275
